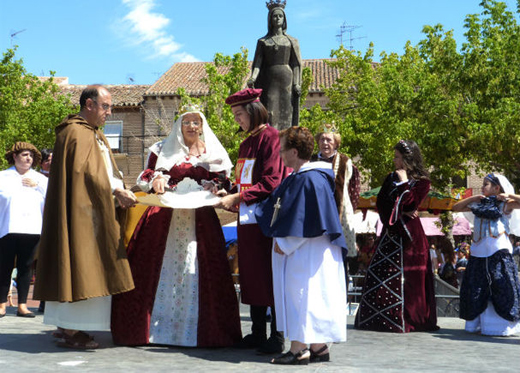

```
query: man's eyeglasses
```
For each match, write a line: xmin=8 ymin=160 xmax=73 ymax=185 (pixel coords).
xmin=181 ymin=121 xmax=201 ymax=127
xmin=93 ymin=100 xmax=112 ymax=111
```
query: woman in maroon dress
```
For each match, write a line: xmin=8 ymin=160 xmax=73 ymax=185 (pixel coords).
xmin=215 ymin=88 xmax=287 ymax=354
xmin=355 ymin=140 xmax=438 ymax=333
xmin=111 ymin=105 xmax=241 ymax=347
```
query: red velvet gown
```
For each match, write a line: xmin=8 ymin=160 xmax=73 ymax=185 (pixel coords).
xmin=111 ymin=155 xmax=242 ymax=346
xmin=234 ymin=125 xmax=287 ymax=306
xmin=355 ymin=173 xmax=439 ymax=333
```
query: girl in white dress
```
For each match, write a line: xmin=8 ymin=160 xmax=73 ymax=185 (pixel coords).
xmin=452 ymin=173 xmax=520 ymax=336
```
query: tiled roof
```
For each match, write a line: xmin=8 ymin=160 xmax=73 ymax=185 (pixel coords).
xmin=38 ymin=76 xmax=69 ymax=85
xmin=37 ymin=78 xmax=149 ymax=107
xmin=59 ymin=84 xmax=150 ymax=107
xmin=145 ymin=59 xmax=341 ymax=96
xmin=303 ymin=59 xmax=341 ymax=93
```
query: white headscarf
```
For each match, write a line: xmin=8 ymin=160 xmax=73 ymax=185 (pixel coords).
xmin=496 ymin=174 xmax=520 ymax=235
xmin=463 ymin=173 xmax=520 ymax=235
xmin=149 ymin=110 xmax=233 ymax=177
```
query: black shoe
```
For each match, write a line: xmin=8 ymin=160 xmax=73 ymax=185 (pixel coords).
xmin=16 ymin=311 xmax=35 ymax=318
xmin=234 ymin=334 xmax=266 ymax=349
xmin=310 ymin=345 xmax=330 ymax=363
xmin=38 ymin=302 xmax=45 ymax=313
xmin=257 ymin=335 xmax=284 ymax=354
xmin=271 ymin=349 xmax=310 ymax=365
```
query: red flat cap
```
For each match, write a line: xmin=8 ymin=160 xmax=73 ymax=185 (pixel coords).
xmin=225 ymin=88 xmax=262 ymax=107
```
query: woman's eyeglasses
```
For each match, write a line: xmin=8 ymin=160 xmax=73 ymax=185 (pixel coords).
xmin=182 ymin=121 xmax=201 ymax=127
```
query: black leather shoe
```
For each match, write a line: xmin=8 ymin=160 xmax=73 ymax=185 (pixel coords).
xmin=257 ymin=336 xmax=285 ymax=354
xmin=234 ymin=334 xmax=266 ymax=349
xmin=310 ymin=345 xmax=330 ymax=362
xmin=16 ymin=311 xmax=35 ymax=318
xmin=271 ymin=349 xmax=310 ymax=365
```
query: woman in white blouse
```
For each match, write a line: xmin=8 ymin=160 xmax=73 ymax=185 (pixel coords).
xmin=0 ymin=142 xmax=48 ymax=318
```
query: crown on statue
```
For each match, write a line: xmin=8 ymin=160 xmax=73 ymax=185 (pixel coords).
xmin=178 ymin=103 xmax=202 ymax=115
xmin=266 ymin=0 xmax=286 ymax=11
xmin=321 ymin=121 xmax=338 ymax=133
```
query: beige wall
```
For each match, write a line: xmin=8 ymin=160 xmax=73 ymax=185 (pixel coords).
xmin=467 ymin=173 xmax=483 ymax=196
xmin=109 ymin=107 xmax=146 ymax=187
xmin=304 ymin=92 xmax=328 ymax=109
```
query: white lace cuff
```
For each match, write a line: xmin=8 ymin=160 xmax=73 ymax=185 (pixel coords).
xmin=137 ymin=170 xmax=171 ymax=192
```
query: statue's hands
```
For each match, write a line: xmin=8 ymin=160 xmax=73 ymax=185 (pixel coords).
xmin=247 ymin=78 xmax=256 ymax=88
xmin=293 ymin=84 xmax=301 ymax=96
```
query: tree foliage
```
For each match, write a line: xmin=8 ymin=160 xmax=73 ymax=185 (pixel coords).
xmin=319 ymin=0 xmax=520 ymax=191
xmin=176 ymin=47 xmax=250 ymax=165
xmin=0 ymin=47 xmax=75 ymax=169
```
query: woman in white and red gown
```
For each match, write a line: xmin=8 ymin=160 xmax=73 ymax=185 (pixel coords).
xmin=111 ymin=105 xmax=242 ymax=347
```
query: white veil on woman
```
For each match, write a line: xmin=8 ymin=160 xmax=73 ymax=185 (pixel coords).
xmin=150 ymin=105 xmax=233 ymax=177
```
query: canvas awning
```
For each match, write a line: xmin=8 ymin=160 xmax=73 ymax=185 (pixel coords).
xmin=374 ymin=213 xmax=471 ymax=236
xmin=358 ymin=187 xmax=458 ymax=211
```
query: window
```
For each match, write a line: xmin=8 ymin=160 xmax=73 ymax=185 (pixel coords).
xmin=104 ymin=120 xmax=123 ymax=152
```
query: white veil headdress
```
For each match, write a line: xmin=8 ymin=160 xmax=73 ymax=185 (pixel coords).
xmin=496 ymin=174 xmax=520 ymax=236
xmin=463 ymin=173 xmax=520 ymax=235
xmin=150 ymin=106 xmax=233 ymax=177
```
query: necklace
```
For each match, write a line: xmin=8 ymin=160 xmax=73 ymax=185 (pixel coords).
xmin=271 ymin=35 xmax=285 ymax=51
xmin=188 ymin=144 xmax=203 ymax=158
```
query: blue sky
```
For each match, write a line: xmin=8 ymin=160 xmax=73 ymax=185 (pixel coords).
xmin=0 ymin=0 xmax=516 ymax=85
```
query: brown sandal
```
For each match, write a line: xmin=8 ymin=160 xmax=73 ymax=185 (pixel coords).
xmin=56 ymin=331 xmax=99 ymax=349
xmin=51 ymin=327 xmax=65 ymax=339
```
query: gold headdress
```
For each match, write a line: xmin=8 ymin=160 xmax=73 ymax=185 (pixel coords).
xmin=178 ymin=103 xmax=202 ymax=115
xmin=321 ymin=121 xmax=338 ymax=133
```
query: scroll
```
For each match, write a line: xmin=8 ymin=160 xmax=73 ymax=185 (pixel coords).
xmin=137 ymin=177 xmax=220 ymax=209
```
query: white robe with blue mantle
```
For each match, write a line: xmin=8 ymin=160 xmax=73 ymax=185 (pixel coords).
xmin=273 ymin=234 xmax=346 ymax=343
xmin=258 ymin=162 xmax=347 ymax=343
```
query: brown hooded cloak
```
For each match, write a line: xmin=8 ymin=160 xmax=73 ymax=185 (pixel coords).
xmin=34 ymin=114 xmax=134 ymax=302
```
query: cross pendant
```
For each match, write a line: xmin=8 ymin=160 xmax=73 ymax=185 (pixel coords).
xmin=270 ymin=197 xmax=282 ymax=227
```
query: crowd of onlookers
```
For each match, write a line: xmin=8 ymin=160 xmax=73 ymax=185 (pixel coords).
xmin=346 ymin=234 xmax=520 ymax=291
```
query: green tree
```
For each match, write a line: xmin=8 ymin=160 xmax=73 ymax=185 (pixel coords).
xmin=459 ymin=0 xmax=520 ymax=185
xmin=176 ymin=48 xmax=250 ymax=166
xmin=0 ymin=47 xmax=75 ymax=168
xmin=324 ymin=0 xmax=520 ymax=191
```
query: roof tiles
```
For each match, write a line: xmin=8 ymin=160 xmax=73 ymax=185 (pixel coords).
xmin=145 ymin=59 xmax=340 ymax=96
xmin=58 ymin=83 xmax=150 ymax=107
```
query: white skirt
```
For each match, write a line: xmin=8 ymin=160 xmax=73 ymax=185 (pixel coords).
xmin=466 ymin=301 xmax=520 ymax=336
xmin=43 ymin=296 xmax=111 ymax=331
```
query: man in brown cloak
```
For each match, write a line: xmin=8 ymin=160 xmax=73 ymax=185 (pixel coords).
xmin=34 ymin=85 xmax=137 ymax=349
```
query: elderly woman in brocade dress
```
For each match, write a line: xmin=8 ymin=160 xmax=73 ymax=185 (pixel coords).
xmin=111 ymin=105 xmax=241 ymax=347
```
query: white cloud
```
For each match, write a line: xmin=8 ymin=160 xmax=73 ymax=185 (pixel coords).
xmin=118 ymin=0 xmax=199 ymax=62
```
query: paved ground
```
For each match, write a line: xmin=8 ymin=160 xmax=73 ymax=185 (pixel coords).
xmin=1 ymin=298 xmax=520 ymax=373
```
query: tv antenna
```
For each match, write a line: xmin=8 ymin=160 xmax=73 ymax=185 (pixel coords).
xmin=10 ymin=29 xmax=27 ymax=46
xmin=336 ymin=23 xmax=365 ymax=51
